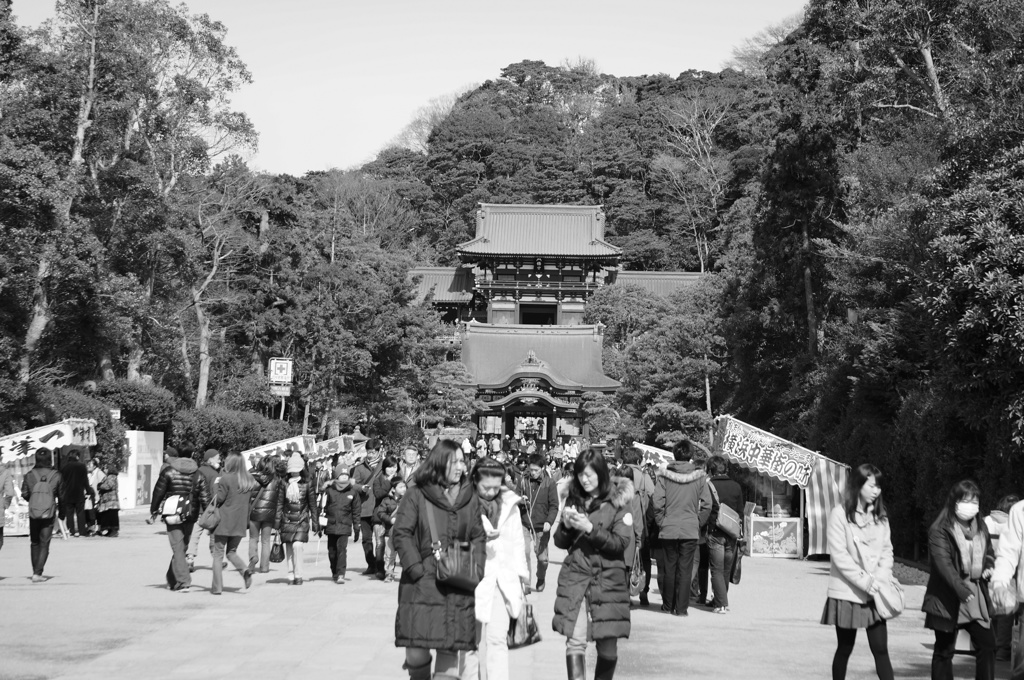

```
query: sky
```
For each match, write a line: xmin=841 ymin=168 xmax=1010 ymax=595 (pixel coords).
xmin=14 ymin=0 xmax=807 ymax=176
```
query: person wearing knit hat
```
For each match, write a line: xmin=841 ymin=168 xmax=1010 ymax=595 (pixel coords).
xmin=320 ymin=463 xmax=361 ymax=583
xmin=187 ymin=448 xmax=223 ymax=572
xmin=276 ymin=452 xmax=318 ymax=585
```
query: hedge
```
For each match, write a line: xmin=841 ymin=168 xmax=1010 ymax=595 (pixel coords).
xmin=95 ymin=380 xmax=177 ymax=434
xmin=170 ymin=407 xmax=297 ymax=455
xmin=31 ymin=385 xmax=128 ymax=469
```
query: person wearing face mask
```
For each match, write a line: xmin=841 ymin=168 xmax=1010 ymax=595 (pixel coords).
xmin=393 ymin=440 xmax=484 ymax=680
xmin=553 ymin=449 xmax=633 ymax=680
xmin=822 ymin=464 xmax=895 ymax=680
xmin=463 ymin=457 xmax=528 ymax=680
xmin=922 ymin=480 xmax=996 ymax=680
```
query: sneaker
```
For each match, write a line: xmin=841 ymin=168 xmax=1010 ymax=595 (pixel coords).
xmin=31 ymin=574 xmax=45 ymax=583
xmin=187 ymin=558 xmax=196 ymax=573
xmin=243 ymin=570 xmax=253 ymax=589
xmin=334 ymin=575 xmax=346 ymax=584
xmin=672 ymin=609 xmax=689 ymax=617
xmin=362 ymin=567 xmax=376 ymax=576
xmin=174 ymin=586 xmax=191 ymax=594
xmin=713 ymin=606 xmax=729 ymax=614
xmin=294 ymin=578 xmax=303 ymax=586
xmin=385 ymin=574 xmax=395 ymax=583
xmin=535 ymin=581 xmax=545 ymax=592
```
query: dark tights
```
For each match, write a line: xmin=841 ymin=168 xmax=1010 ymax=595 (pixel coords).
xmin=833 ymin=623 xmax=894 ymax=680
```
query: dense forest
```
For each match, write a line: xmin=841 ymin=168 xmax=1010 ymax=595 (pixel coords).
xmin=2 ymin=0 xmax=1022 ymax=554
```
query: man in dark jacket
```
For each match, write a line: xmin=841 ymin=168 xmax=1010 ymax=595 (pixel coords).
xmin=351 ymin=438 xmax=384 ymax=575
xmin=59 ymin=450 xmax=94 ymax=537
xmin=516 ymin=453 xmax=559 ymax=591
xmin=186 ymin=448 xmax=221 ymax=571
xmin=149 ymin=448 xmax=211 ymax=592
xmin=652 ymin=439 xmax=712 ymax=616
xmin=22 ymin=448 xmax=62 ymax=582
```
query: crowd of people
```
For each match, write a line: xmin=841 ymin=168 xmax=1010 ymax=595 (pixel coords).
xmin=7 ymin=429 xmax=1024 ymax=680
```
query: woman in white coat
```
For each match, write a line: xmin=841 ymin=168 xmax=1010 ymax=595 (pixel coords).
xmin=467 ymin=457 xmax=529 ymax=680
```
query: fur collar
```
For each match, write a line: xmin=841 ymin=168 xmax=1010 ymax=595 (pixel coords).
xmin=607 ymin=477 xmax=635 ymax=509
xmin=659 ymin=467 xmax=706 ymax=485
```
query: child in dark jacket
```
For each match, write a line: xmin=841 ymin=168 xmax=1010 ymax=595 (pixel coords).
xmin=372 ymin=477 xmax=406 ymax=582
xmin=320 ymin=465 xmax=361 ymax=583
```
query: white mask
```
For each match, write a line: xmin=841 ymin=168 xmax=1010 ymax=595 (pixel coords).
xmin=955 ymin=501 xmax=980 ymax=522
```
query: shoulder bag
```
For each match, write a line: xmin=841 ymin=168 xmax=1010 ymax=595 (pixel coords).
xmin=425 ymin=501 xmax=480 ymax=592
xmin=708 ymin=482 xmax=741 ymax=540
xmin=873 ymin=572 xmax=905 ymax=619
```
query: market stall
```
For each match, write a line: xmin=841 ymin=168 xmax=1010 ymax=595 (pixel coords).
xmin=1 ymin=419 xmax=98 ymax=536
xmin=713 ymin=416 xmax=848 ymax=558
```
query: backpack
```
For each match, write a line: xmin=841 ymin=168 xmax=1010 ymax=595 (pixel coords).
xmin=28 ymin=470 xmax=56 ymax=520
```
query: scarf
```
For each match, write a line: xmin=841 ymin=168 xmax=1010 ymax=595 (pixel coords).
xmin=952 ymin=519 xmax=986 ymax=580
xmin=286 ymin=475 xmax=301 ymax=503
xmin=480 ymin=496 xmax=501 ymax=527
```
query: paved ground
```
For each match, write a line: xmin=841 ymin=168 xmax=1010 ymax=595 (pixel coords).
xmin=0 ymin=511 xmax=1003 ymax=680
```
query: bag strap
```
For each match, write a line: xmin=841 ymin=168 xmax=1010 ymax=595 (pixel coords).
xmin=425 ymin=500 xmax=442 ymax=554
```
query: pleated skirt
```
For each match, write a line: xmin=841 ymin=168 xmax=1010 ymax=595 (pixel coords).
xmin=820 ymin=597 xmax=884 ymax=629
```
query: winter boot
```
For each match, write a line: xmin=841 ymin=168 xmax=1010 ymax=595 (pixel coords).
xmin=566 ymin=653 xmax=586 ymax=680
xmin=403 ymin=658 xmax=432 ymax=680
xmin=594 ymin=656 xmax=618 ymax=680
xmin=536 ymin=562 xmax=547 ymax=591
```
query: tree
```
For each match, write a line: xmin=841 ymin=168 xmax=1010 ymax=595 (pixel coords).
xmin=724 ymin=13 xmax=804 ymax=77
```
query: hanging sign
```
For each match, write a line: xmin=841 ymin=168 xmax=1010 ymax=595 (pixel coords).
xmin=269 ymin=384 xmax=292 ymax=397
xmin=240 ymin=435 xmax=316 ymax=461
xmin=714 ymin=416 xmax=815 ymax=488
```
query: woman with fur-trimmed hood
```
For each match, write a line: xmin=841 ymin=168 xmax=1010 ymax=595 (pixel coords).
xmin=553 ymin=449 xmax=634 ymax=680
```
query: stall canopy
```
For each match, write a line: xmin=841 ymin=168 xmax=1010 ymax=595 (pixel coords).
xmin=241 ymin=435 xmax=316 ymax=462
xmin=0 ymin=418 xmax=97 ymax=473
xmin=714 ymin=416 xmax=848 ymax=557
xmin=309 ymin=434 xmax=367 ymax=462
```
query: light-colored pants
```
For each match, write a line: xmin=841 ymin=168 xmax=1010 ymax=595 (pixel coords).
xmin=404 ymin=648 xmax=462 ymax=680
xmin=186 ymin=523 xmax=213 ymax=561
xmin=248 ymin=522 xmax=274 ymax=571
xmin=285 ymin=542 xmax=304 ymax=579
xmin=464 ymin=592 xmax=511 ymax=680
xmin=523 ymin=529 xmax=550 ymax=586
xmin=566 ymin=599 xmax=617 ymax=659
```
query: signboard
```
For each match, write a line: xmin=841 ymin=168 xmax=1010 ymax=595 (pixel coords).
xmin=268 ymin=358 xmax=293 ymax=384
xmin=241 ymin=435 xmax=316 ymax=462
xmin=749 ymin=516 xmax=801 ymax=558
xmin=110 ymin=409 xmax=121 ymax=421
xmin=310 ymin=435 xmax=366 ymax=462
xmin=4 ymin=498 xmax=29 ymax=536
xmin=269 ymin=384 xmax=292 ymax=397
xmin=0 ymin=419 xmax=98 ymax=464
xmin=714 ymin=416 xmax=815 ymax=488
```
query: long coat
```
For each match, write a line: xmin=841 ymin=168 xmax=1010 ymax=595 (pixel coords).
xmin=393 ymin=480 xmax=485 ymax=651
xmin=922 ymin=518 xmax=995 ymax=632
xmin=552 ymin=477 xmax=634 ymax=641
xmin=476 ymin=489 xmax=529 ymax=624
xmin=96 ymin=474 xmax=119 ymax=512
xmin=275 ymin=478 xmax=319 ymax=543
xmin=213 ymin=475 xmax=253 ymax=538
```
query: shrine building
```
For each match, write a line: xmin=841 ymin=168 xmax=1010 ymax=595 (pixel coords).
xmin=411 ymin=203 xmax=698 ymax=440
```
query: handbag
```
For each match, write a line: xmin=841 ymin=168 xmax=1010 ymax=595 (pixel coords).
xmin=730 ymin=545 xmax=743 ymax=585
xmin=425 ymin=502 xmax=480 ymax=592
xmin=269 ymin=533 xmax=285 ymax=563
xmin=708 ymin=482 xmax=741 ymax=539
xmin=198 ymin=500 xmax=220 ymax=531
xmin=873 ymin=572 xmax=905 ymax=620
xmin=629 ymin=543 xmax=644 ymax=596
xmin=508 ymin=596 xmax=542 ymax=649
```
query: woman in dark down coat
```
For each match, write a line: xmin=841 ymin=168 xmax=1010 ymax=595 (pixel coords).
xmin=275 ymin=452 xmax=319 ymax=585
xmin=553 ymin=449 xmax=633 ymax=680
xmin=922 ymin=480 xmax=996 ymax=680
xmin=392 ymin=440 xmax=484 ymax=680
xmin=248 ymin=455 xmax=282 ymax=573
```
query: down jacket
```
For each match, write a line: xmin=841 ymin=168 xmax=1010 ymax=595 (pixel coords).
xmin=321 ymin=481 xmax=361 ymax=536
xmin=275 ymin=479 xmax=319 ymax=543
xmin=922 ymin=518 xmax=994 ymax=632
xmin=249 ymin=470 xmax=282 ymax=524
xmin=149 ymin=457 xmax=211 ymax=523
xmin=393 ymin=480 xmax=485 ymax=651
xmin=552 ymin=477 xmax=634 ymax=641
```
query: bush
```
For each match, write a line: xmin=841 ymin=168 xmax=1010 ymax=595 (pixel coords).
xmin=95 ymin=380 xmax=177 ymax=434
xmin=171 ymin=407 xmax=297 ymax=455
xmin=31 ymin=385 xmax=128 ymax=470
